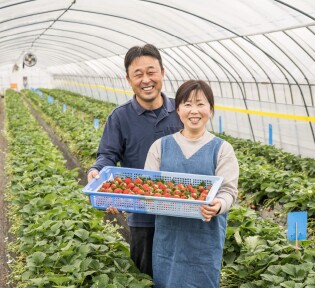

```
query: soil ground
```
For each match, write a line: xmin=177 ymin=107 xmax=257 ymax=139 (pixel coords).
xmin=0 ymin=94 xmax=10 ymax=288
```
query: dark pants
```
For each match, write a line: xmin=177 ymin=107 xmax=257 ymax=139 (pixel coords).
xmin=129 ymin=226 xmax=155 ymax=277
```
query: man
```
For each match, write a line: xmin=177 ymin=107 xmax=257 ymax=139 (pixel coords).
xmin=87 ymin=44 xmax=183 ymax=276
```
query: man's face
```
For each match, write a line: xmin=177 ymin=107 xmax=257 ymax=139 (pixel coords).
xmin=126 ymin=56 xmax=165 ymax=109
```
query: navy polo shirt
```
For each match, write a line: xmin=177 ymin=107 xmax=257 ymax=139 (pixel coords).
xmin=90 ymin=93 xmax=183 ymax=227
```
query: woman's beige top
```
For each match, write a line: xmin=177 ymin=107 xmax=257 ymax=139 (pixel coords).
xmin=145 ymin=130 xmax=239 ymax=214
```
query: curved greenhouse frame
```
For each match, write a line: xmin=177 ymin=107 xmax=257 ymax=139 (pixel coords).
xmin=0 ymin=0 xmax=314 ymax=156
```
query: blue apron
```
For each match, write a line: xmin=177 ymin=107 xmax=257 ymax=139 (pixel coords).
xmin=153 ymin=135 xmax=227 ymax=288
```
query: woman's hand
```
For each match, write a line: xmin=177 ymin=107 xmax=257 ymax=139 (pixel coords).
xmin=200 ymin=198 xmax=221 ymax=222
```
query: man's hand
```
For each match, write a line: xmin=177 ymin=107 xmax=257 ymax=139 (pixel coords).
xmin=200 ymin=198 xmax=222 ymax=222
xmin=106 ymin=206 xmax=120 ymax=214
xmin=87 ymin=169 xmax=100 ymax=182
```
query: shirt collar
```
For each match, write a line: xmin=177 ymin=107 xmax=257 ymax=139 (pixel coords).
xmin=131 ymin=92 xmax=175 ymax=115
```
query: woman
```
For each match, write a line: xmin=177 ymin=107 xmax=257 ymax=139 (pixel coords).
xmin=144 ymin=80 xmax=239 ymax=288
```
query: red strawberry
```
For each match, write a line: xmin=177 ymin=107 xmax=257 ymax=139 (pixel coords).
xmin=124 ymin=177 xmax=133 ymax=185
xmin=134 ymin=178 xmax=143 ymax=185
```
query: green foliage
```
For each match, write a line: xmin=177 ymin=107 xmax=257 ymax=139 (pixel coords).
xmin=216 ymin=132 xmax=315 ymax=178
xmin=221 ymin=206 xmax=315 ymax=287
xmin=7 ymin=88 xmax=315 ymax=287
xmin=5 ymin=89 xmax=153 ymax=287
xmin=40 ymin=88 xmax=117 ymax=122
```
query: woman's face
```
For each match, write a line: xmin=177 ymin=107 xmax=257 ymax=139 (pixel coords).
xmin=177 ymin=90 xmax=212 ymax=135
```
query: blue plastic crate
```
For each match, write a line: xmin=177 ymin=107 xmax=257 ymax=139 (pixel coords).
xmin=83 ymin=166 xmax=223 ymax=219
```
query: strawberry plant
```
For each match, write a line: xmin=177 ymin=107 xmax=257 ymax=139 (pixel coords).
xmin=40 ymin=88 xmax=117 ymax=121
xmin=216 ymin=132 xmax=315 ymax=178
xmin=5 ymin=89 xmax=153 ymax=287
xmin=222 ymin=206 xmax=315 ymax=287
xmin=14 ymin=87 xmax=315 ymax=286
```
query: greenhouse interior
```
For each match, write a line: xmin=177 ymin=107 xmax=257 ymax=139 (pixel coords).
xmin=0 ymin=0 xmax=314 ymax=287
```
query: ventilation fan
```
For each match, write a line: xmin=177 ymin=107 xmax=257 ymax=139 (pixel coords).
xmin=23 ymin=53 xmax=37 ymax=67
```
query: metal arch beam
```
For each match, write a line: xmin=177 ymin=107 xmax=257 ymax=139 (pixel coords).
xmin=135 ymin=0 xmax=315 ymax=140
xmin=102 ymin=1 xmax=254 ymax=138
xmin=263 ymin=34 xmax=315 ymax=143
xmin=178 ymin=45 xmax=216 ymax=131
xmin=0 ymin=49 xmax=76 ymax=69
xmin=0 ymin=9 xmax=65 ymax=25
xmin=0 ymin=17 xmax=143 ymax=49
xmin=283 ymin=30 xmax=314 ymax=106
xmin=160 ymin=50 xmax=196 ymax=80
xmin=0 ymin=19 xmax=54 ymax=35
xmin=289 ymin=28 xmax=315 ymax=62
xmin=19 ymin=44 xmax=96 ymax=72
xmin=177 ymin=45 xmax=224 ymax=99
xmin=194 ymin=46 xmax=256 ymax=139
xmin=1 ymin=14 xmax=246 ymax=90
xmin=168 ymin=47 xmax=199 ymax=79
xmin=215 ymin=40 xmax=284 ymax=145
xmin=274 ymin=0 xmax=315 ymax=22
xmin=0 ymin=28 xmax=128 ymax=54
xmin=62 ymin=9 xmax=249 ymax=99
xmin=35 ymin=38 xmax=106 ymax=59
xmin=0 ymin=41 xmax=91 ymax=63
xmin=216 ymin=41 xmax=260 ymax=100
xmin=0 ymin=0 xmax=36 ymax=9
xmin=153 ymin=54 xmax=183 ymax=96
xmin=201 ymin=44 xmax=244 ymax=100
xmin=69 ymin=8 xmax=188 ymax=45
xmin=178 ymin=46 xmax=213 ymax=82
xmin=0 ymin=34 xmax=124 ymax=77
xmin=160 ymin=50 xmax=191 ymax=94
xmin=32 ymin=44 xmax=116 ymax=76
xmin=0 ymin=19 xmax=146 ymax=78
xmin=37 ymin=37 xmax=125 ymax=77
xmin=0 ymin=27 xmax=46 ymax=40
xmin=207 ymin=43 xmax=252 ymax=101
xmin=230 ymin=39 xmax=277 ymax=103
xmin=165 ymin=44 xmax=256 ymax=138
xmin=29 ymin=1 xmax=76 ymax=49
xmin=306 ymin=27 xmax=315 ymax=53
xmin=57 ymin=19 xmax=146 ymax=45
xmin=0 ymin=35 xmax=104 ymax=62
xmin=0 ymin=46 xmax=76 ymax=65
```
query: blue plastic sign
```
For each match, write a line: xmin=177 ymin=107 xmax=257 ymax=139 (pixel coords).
xmin=47 ymin=95 xmax=54 ymax=104
xmin=268 ymin=124 xmax=273 ymax=145
xmin=219 ymin=116 xmax=222 ymax=134
xmin=287 ymin=211 xmax=307 ymax=241
xmin=94 ymin=118 xmax=100 ymax=129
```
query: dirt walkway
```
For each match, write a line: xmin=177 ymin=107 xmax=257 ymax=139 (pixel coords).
xmin=0 ymin=94 xmax=9 ymax=288
xmin=24 ymin=97 xmax=87 ymax=186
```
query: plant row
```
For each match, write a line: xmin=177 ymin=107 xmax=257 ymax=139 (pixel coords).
xmin=215 ymin=132 xmax=315 ymax=178
xmin=20 ymin=88 xmax=315 ymax=286
xmin=22 ymin=89 xmax=106 ymax=170
xmin=41 ymin=89 xmax=315 ymax=179
xmin=5 ymin=89 xmax=153 ymax=288
xmin=40 ymin=88 xmax=117 ymax=122
xmin=24 ymin=89 xmax=315 ymax=224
